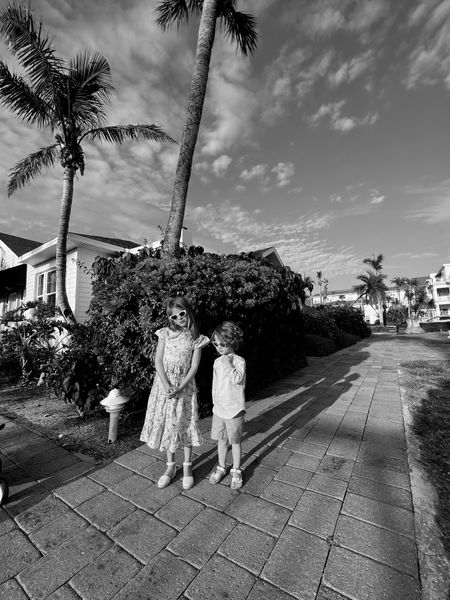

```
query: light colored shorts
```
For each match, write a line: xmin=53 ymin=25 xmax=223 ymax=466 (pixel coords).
xmin=211 ymin=411 xmax=245 ymax=444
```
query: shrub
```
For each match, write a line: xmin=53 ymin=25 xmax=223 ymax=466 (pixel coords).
xmin=83 ymin=250 xmax=308 ymax=416
xmin=323 ymin=306 xmax=371 ymax=338
xmin=0 ymin=301 xmax=66 ymax=383
xmin=304 ymin=334 xmax=336 ymax=356
xmin=302 ymin=307 xmax=341 ymax=345
xmin=337 ymin=331 xmax=361 ymax=348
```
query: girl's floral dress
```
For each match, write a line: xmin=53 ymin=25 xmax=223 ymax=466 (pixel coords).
xmin=140 ymin=327 xmax=209 ymax=452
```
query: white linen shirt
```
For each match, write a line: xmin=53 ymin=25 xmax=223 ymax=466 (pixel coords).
xmin=212 ymin=353 xmax=246 ymax=419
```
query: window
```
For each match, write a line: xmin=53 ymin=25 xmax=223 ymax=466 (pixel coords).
xmin=36 ymin=269 xmax=56 ymax=306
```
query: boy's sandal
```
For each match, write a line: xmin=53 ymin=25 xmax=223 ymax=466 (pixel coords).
xmin=209 ymin=465 xmax=227 ymax=485
xmin=182 ymin=461 xmax=194 ymax=490
xmin=230 ymin=468 xmax=243 ymax=490
xmin=157 ymin=462 xmax=177 ymax=489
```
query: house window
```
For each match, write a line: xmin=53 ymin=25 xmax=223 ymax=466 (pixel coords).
xmin=36 ymin=269 xmax=56 ymax=306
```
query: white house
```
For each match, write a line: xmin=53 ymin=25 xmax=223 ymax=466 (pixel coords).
xmin=0 ymin=232 xmax=41 ymax=315
xmin=18 ymin=233 xmax=140 ymax=322
xmin=428 ymin=264 xmax=450 ymax=319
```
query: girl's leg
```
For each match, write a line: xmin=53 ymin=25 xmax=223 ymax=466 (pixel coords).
xmin=162 ymin=450 xmax=176 ymax=477
xmin=231 ymin=443 xmax=241 ymax=470
xmin=218 ymin=438 xmax=229 ymax=468
xmin=183 ymin=446 xmax=192 ymax=478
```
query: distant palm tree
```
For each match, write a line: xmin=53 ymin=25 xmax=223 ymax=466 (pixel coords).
xmin=156 ymin=0 xmax=257 ymax=256
xmin=352 ymin=271 xmax=387 ymax=319
xmin=0 ymin=3 xmax=175 ymax=322
xmin=363 ymin=253 xmax=384 ymax=273
xmin=316 ymin=270 xmax=323 ymax=304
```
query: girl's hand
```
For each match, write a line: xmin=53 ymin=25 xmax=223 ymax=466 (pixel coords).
xmin=168 ymin=385 xmax=180 ymax=398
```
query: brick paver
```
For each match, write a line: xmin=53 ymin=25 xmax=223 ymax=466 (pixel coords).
xmin=1 ymin=333 xmax=449 ymax=598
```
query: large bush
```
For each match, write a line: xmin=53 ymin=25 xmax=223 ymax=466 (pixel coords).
xmin=323 ymin=306 xmax=371 ymax=338
xmin=85 ymin=250 xmax=307 ymax=415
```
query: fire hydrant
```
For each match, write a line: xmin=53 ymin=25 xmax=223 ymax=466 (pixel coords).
xmin=100 ymin=389 xmax=130 ymax=443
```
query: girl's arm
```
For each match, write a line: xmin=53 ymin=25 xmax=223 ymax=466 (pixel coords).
xmin=154 ymin=337 xmax=172 ymax=393
xmin=168 ymin=348 xmax=203 ymax=396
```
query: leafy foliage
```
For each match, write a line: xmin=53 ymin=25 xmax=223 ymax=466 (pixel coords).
xmin=322 ymin=306 xmax=371 ymax=339
xmin=304 ymin=334 xmax=335 ymax=356
xmin=0 ymin=301 xmax=66 ymax=383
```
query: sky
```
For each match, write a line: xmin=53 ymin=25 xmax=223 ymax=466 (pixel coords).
xmin=0 ymin=0 xmax=450 ymax=292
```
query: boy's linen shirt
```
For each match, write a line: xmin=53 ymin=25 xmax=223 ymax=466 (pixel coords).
xmin=212 ymin=353 xmax=246 ymax=419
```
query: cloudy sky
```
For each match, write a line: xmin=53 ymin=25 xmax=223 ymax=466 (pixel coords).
xmin=0 ymin=0 xmax=449 ymax=290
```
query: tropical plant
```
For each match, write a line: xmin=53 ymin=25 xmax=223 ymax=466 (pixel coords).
xmin=0 ymin=3 xmax=175 ymax=322
xmin=156 ymin=0 xmax=257 ymax=256
xmin=353 ymin=253 xmax=387 ymax=321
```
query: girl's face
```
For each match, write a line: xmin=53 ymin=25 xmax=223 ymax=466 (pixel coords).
xmin=212 ymin=335 xmax=233 ymax=356
xmin=169 ymin=307 xmax=189 ymax=329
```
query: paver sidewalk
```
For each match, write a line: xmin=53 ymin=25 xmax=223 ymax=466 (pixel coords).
xmin=1 ymin=333 xmax=449 ymax=600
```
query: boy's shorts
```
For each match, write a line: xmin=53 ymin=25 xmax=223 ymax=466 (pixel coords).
xmin=211 ymin=411 xmax=245 ymax=444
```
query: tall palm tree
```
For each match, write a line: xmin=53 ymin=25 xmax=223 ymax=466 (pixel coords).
xmin=156 ymin=0 xmax=257 ymax=256
xmin=316 ymin=270 xmax=323 ymax=304
xmin=0 ymin=3 xmax=175 ymax=322
xmin=363 ymin=253 xmax=384 ymax=273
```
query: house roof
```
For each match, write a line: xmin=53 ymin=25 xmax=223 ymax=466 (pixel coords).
xmin=250 ymin=246 xmax=284 ymax=267
xmin=0 ymin=232 xmax=41 ymax=257
xmin=72 ymin=233 xmax=140 ymax=250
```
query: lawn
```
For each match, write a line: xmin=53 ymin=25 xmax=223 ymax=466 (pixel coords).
xmin=399 ymin=360 xmax=450 ymax=558
xmin=0 ymin=382 xmax=144 ymax=463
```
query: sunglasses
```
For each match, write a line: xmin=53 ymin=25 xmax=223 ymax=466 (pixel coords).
xmin=169 ymin=310 xmax=187 ymax=321
xmin=212 ymin=341 xmax=228 ymax=348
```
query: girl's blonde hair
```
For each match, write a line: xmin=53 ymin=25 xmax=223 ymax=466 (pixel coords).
xmin=165 ymin=296 xmax=199 ymax=339
xmin=212 ymin=321 xmax=244 ymax=350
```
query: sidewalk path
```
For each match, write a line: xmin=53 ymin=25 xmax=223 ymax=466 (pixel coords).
xmin=1 ymin=333 xmax=449 ymax=600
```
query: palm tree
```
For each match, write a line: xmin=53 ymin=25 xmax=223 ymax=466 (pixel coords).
xmin=352 ymin=271 xmax=387 ymax=320
xmin=361 ymin=253 xmax=386 ymax=321
xmin=0 ymin=3 xmax=175 ymax=322
xmin=156 ymin=0 xmax=257 ymax=256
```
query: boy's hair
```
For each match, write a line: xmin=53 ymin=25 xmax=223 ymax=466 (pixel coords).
xmin=165 ymin=296 xmax=199 ymax=339
xmin=212 ymin=321 xmax=244 ymax=350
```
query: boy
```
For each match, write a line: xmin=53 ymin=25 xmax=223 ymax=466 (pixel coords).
xmin=209 ymin=321 xmax=246 ymax=489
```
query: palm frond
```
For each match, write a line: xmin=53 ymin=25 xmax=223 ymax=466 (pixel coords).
xmin=0 ymin=59 xmax=53 ymax=126
xmin=8 ymin=144 xmax=59 ymax=196
xmin=219 ymin=3 xmax=257 ymax=56
xmin=80 ymin=124 xmax=176 ymax=145
xmin=66 ymin=52 xmax=113 ymax=128
xmin=0 ymin=3 xmax=65 ymax=99
xmin=155 ymin=0 xmax=193 ymax=29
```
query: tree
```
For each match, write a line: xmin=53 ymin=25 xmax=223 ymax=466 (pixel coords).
xmin=316 ymin=270 xmax=324 ymax=304
xmin=0 ymin=3 xmax=175 ymax=322
xmin=354 ymin=253 xmax=387 ymax=321
xmin=156 ymin=0 xmax=257 ymax=256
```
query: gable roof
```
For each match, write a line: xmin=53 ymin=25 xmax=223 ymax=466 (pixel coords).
xmin=72 ymin=233 xmax=141 ymax=250
xmin=0 ymin=232 xmax=41 ymax=256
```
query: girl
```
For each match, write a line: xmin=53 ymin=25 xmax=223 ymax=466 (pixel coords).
xmin=140 ymin=297 xmax=209 ymax=489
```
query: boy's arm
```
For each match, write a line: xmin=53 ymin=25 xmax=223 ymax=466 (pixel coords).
xmin=222 ymin=355 xmax=246 ymax=384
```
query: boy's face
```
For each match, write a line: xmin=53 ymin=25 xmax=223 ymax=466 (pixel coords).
xmin=212 ymin=335 xmax=233 ymax=356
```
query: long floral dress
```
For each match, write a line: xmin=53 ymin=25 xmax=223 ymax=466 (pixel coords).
xmin=140 ymin=327 xmax=209 ymax=452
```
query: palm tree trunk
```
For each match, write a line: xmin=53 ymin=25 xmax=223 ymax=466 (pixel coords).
xmin=56 ymin=166 xmax=76 ymax=323
xmin=163 ymin=0 xmax=219 ymax=257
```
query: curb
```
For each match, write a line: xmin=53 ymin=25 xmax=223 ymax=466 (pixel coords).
xmin=400 ymin=375 xmax=450 ymax=600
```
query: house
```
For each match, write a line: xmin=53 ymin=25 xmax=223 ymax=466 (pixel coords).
xmin=18 ymin=233 xmax=140 ymax=322
xmin=428 ymin=264 xmax=450 ymax=319
xmin=250 ymin=246 xmax=284 ymax=268
xmin=0 ymin=232 xmax=42 ymax=316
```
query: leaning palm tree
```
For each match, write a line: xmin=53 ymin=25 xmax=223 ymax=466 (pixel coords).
xmin=0 ymin=3 xmax=175 ymax=322
xmin=156 ymin=0 xmax=257 ymax=256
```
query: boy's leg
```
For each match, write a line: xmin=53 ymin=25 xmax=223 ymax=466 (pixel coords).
xmin=218 ymin=438 xmax=228 ymax=468
xmin=231 ymin=442 xmax=241 ymax=470
xmin=183 ymin=446 xmax=192 ymax=478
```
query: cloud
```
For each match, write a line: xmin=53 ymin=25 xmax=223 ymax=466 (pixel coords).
xmin=307 ymin=101 xmax=378 ymax=131
xmin=369 ymin=189 xmax=385 ymax=204
xmin=239 ymin=164 xmax=268 ymax=182
xmin=328 ymin=50 xmax=375 ymax=87
xmin=406 ymin=1 xmax=450 ymax=89
xmin=272 ymin=162 xmax=295 ymax=187
xmin=403 ymin=179 xmax=450 ymax=223
xmin=211 ymin=155 xmax=232 ymax=177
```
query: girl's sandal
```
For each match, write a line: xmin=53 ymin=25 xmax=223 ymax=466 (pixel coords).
xmin=157 ymin=462 xmax=177 ymax=489
xmin=230 ymin=468 xmax=243 ymax=490
xmin=209 ymin=465 xmax=227 ymax=485
xmin=182 ymin=462 xmax=194 ymax=490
